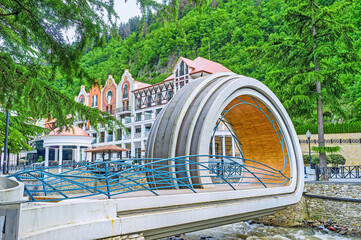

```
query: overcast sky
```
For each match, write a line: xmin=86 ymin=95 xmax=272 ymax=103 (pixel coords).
xmin=115 ymin=1 xmax=142 ymax=23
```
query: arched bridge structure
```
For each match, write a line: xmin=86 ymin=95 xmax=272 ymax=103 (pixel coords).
xmin=9 ymin=73 xmax=304 ymax=240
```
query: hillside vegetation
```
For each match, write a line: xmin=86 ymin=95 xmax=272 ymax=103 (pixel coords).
xmin=70 ymin=0 xmax=361 ymax=127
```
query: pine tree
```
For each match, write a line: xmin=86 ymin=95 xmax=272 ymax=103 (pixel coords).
xmin=0 ymin=0 xmax=119 ymax=130
xmin=252 ymin=0 xmax=359 ymax=179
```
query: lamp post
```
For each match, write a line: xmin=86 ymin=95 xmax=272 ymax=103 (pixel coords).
xmin=306 ymin=130 xmax=312 ymax=171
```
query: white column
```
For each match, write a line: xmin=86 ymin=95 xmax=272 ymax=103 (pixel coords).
xmin=151 ymin=110 xmax=156 ymax=119
xmin=76 ymin=146 xmax=80 ymax=162
xmin=86 ymin=147 xmax=91 ymax=162
xmin=232 ymin=137 xmax=236 ymax=157
xmin=45 ymin=146 xmax=49 ymax=167
xmin=58 ymin=145 xmax=63 ymax=173
xmin=55 ymin=148 xmax=59 ymax=162
xmin=81 ymin=148 xmax=85 ymax=161
xmin=222 ymin=136 xmax=226 ymax=156
xmin=131 ymin=143 xmax=135 ymax=159
xmin=59 ymin=145 xmax=63 ymax=166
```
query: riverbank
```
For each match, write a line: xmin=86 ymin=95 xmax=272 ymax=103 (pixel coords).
xmin=255 ymin=181 xmax=361 ymax=236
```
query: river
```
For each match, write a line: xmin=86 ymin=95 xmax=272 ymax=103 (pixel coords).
xmin=179 ymin=222 xmax=360 ymax=240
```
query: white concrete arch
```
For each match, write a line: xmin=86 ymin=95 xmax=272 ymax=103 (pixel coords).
xmin=146 ymin=72 xmax=304 ymax=204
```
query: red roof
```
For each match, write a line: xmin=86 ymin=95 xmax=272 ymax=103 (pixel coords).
xmin=135 ymin=80 xmax=151 ymax=89
xmin=49 ymin=126 xmax=89 ymax=137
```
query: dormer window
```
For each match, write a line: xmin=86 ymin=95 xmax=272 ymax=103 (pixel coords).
xmin=179 ymin=61 xmax=184 ymax=76
xmin=80 ymin=97 xmax=84 ymax=104
xmin=123 ymin=84 xmax=129 ymax=99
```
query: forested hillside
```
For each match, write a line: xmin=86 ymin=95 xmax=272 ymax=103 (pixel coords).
xmin=69 ymin=0 xmax=361 ymax=125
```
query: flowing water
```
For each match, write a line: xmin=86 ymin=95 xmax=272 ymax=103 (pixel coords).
xmin=180 ymin=222 xmax=361 ymax=240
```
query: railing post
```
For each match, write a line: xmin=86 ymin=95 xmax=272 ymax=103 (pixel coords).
xmin=315 ymin=165 xmax=319 ymax=181
xmin=104 ymin=162 xmax=110 ymax=199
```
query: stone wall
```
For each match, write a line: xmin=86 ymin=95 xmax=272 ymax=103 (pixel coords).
xmin=298 ymin=133 xmax=361 ymax=166
xmin=255 ymin=182 xmax=361 ymax=236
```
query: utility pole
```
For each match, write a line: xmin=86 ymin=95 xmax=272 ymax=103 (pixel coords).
xmin=3 ymin=110 xmax=9 ymax=174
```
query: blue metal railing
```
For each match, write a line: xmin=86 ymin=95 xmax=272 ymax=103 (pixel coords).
xmin=8 ymin=155 xmax=290 ymax=202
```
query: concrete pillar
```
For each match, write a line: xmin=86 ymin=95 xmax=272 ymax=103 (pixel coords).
xmin=76 ymin=146 xmax=80 ymax=162
xmin=232 ymin=137 xmax=236 ymax=157
xmin=45 ymin=147 xmax=49 ymax=167
xmin=151 ymin=110 xmax=156 ymax=120
xmin=141 ymin=124 xmax=145 ymax=138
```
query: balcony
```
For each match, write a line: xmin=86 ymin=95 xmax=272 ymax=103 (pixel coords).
xmin=116 ymin=106 xmax=131 ymax=113
xmin=145 ymin=114 xmax=152 ymax=120
xmin=134 ymin=132 xmax=141 ymax=139
xmin=124 ymin=134 xmax=131 ymax=140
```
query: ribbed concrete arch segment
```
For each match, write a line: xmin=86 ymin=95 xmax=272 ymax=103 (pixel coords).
xmin=146 ymin=72 xmax=303 ymax=193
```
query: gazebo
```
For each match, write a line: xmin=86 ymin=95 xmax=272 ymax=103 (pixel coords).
xmin=85 ymin=145 xmax=130 ymax=162
xmin=42 ymin=126 xmax=95 ymax=166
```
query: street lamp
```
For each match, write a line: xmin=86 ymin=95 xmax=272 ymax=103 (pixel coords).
xmin=306 ymin=130 xmax=312 ymax=170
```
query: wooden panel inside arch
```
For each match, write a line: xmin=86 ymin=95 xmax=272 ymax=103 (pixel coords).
xmin=224 ymin=95 xmax=290 ymax=184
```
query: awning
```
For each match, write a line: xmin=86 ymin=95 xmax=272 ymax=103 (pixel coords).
xmin=85 ymin=145 xmax=130 ymax=153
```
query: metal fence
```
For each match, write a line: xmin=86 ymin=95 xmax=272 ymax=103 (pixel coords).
xmin=8 ymin=155 xmax=290 ymax=202
xmin=315 ymin=165 xmax=361 ymax=180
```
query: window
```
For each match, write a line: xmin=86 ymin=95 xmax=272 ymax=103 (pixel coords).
xmin=156 ymin=108 xmax=162 ymax=116
xmin=123 ymin=84 xmax=129 ymax=99
xmin=110 ymin=105 xmax=113 ymax=114
xmin=106 ymin=91 xmax=113 ymax=103
xmin=179 ymin=61 xmax=184 ymax=76
xmin=92 ymin=95 xmax=98 ymax=107
xmin=157 ymin=93 xmax=162 ymax=105
xmin=168 ymin=90 xmax=173 ymax=101
xmin=136 ymin=98 xmax=141 ymax=109
xmin=145 ymin=111 xmax=152 ymax=120
xmin=135 ymin=148 xmax=141 ymax=158
xmin=147 ymin=96 xmax=151 ymax=107
xmin=185 ymin=65 xmax=188 ymax=74
xmin=175 ymin=69 xmax=178 ymax=77
xmin=80 ymin=97 xmax=84 ymax=104
xmin=136 ymin=113 xmax=142 ymax=122
xmin=180 ymin=82 xmax=184 ymax=88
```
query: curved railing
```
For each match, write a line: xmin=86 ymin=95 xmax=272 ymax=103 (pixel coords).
xmin=8 ymin=155 xmax=290 ymax=202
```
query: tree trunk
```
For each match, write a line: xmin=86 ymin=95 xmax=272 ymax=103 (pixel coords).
xmin=312 ymin=2 xmax=328 ymax=180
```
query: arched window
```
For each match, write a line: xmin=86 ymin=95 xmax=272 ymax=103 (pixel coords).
xmin=106 ymin=91 xmax=113 ymax=104
xmin=80 ymin=97 xmax=84 ymax=104
xmin=123 ymin=84 xmax=129 ymax=99
xmin=180 ymin=61 xmax=184 ymax=76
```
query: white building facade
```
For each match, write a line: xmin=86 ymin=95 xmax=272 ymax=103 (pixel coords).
xmin=73 ymin=57 xmax=240 ymax=160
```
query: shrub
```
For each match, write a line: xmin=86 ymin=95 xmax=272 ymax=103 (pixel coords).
xmin=37 ymin=156 xmax=43 ymax=163
xmin=310 ymin=154 xmax=346 ymax=166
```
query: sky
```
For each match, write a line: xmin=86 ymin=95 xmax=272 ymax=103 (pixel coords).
xmin=115 ymin=1 xmax=142 ymax=23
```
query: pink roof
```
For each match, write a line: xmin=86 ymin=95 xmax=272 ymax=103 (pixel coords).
xmin=191 ymin=57 xmax=231 ymax=74
xmin=135 ymin=80 xmax=151 ymax=89
xmin=49 ymin=126 xmax=89 ymax=137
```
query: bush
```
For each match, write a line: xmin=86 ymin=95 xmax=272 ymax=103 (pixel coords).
xmin=37 ymin=156 xmax=43 ymax=163
xmin=295 ymin=121 xmax=361 ymax=135
xmin=310 ymin=154 xmax=346 ymax=166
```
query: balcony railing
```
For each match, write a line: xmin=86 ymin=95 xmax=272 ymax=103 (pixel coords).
xmin=144 ymin=131 xmax=150 ymax=137
xmin=124 ymin=134 xmax=131 ymax=140
xmin=116 ymin=106 xmax=131 ymax=113
xmin=125 ymin=117 xmax=132 ymax=124
xmin=134 ymin=132 xmax=141 ymax=138
xmin=145 ymin=114 xmax=152 ymax=120
xmin=107 ymin=136 xmax=113 ymax=142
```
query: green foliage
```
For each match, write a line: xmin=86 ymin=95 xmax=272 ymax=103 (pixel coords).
xmin=311 ymin=146 xmax=341 ymax=154
xmin=311 ymin=154 xmax=346 ymax=166
xmin=0 ymin=0 xmax=120 ymax=131
xmin=37 ymin=156 xmax=43 ymax=163
xmin=295 ymin=122 xmax=361 ymax=134
xmin=0 ymin=112 xmax=43 ymax=153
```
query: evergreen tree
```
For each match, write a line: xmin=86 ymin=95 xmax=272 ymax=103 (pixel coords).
xmin=252 ymin=0 xmax=359 ymax=178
